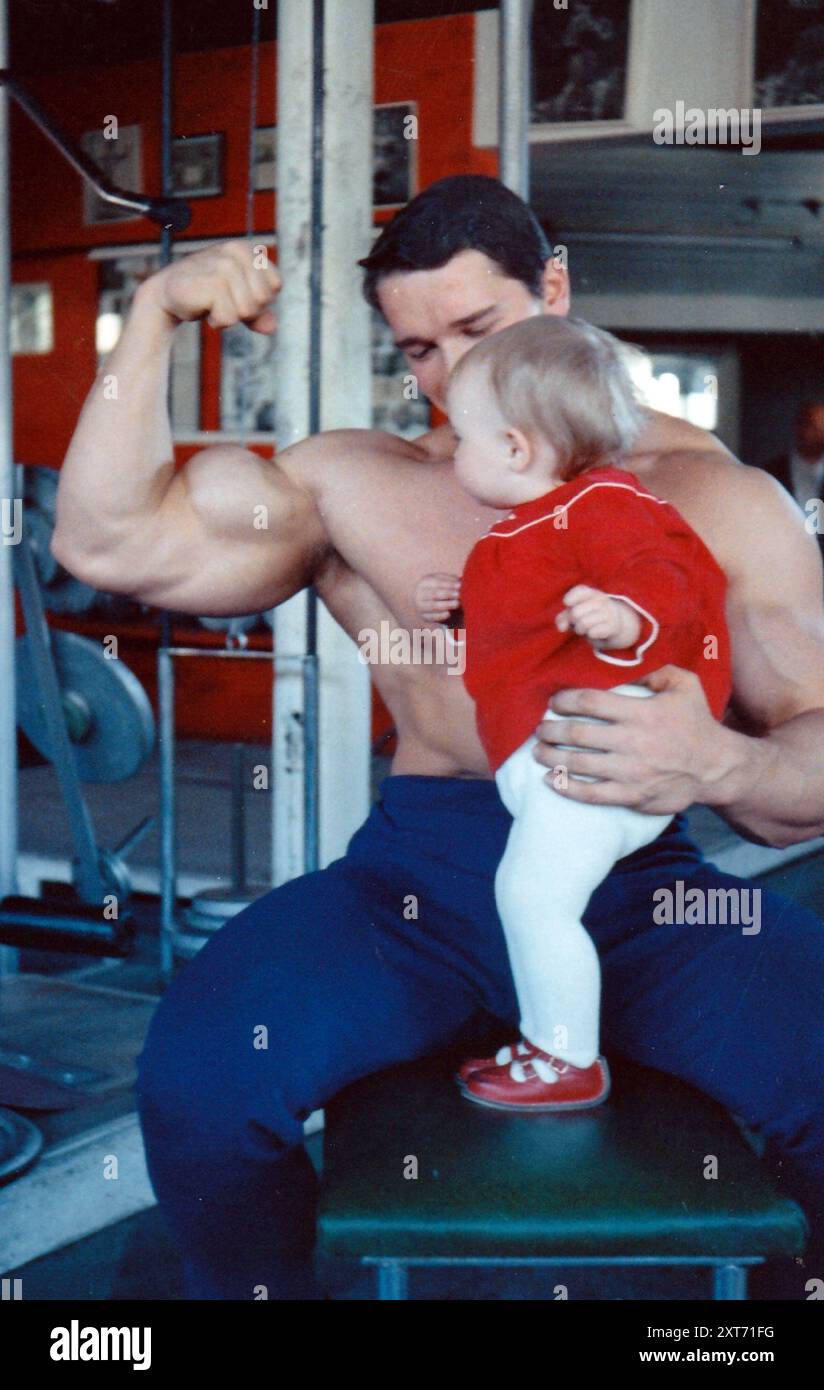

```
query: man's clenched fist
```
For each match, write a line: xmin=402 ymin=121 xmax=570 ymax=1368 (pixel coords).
xmin=147 ymin=239 xmax=281 ymax=334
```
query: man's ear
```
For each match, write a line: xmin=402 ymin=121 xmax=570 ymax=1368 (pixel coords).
xmin=540 ymin=255 xmax=571 ymax=317
xmin=505 ymin=426 xmax=533 ymax=472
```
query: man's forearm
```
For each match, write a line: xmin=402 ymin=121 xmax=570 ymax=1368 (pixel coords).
xmin=52 ymin=280 xmax=177 ymax=577
xmin=705 ymin=710 xmax=824 ymax=847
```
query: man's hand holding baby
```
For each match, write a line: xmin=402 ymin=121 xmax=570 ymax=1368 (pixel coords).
xmin=556 ymin=585 xmax=642 ymax=653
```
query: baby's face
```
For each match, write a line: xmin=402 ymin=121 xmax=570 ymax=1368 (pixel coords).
xmin=447 ymin=367 xmax=525 ymax=509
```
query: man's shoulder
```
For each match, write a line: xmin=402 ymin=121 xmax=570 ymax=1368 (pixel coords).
xmin=633 ymin=435 xmax=806 ymax=555
xmin=277 ymin=423 xmax=435 ymax=488
xmin=656 ymin=444 xmax=793 ymax=506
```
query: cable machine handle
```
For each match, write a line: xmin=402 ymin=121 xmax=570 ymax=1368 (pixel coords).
xmin=0 ymin=70 xmax=191 ymax=232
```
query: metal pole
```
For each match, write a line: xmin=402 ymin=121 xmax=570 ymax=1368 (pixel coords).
xmin=274 ymin=0 xmax=314 ymax=885
xmin=158 ymin=0 xmax=177 ymax=980
xmin=303 ymin=0 xmax=324 ymax=874
xmin=315 ymin=0 xmax=372 ymax=862
xmin=499 ymin=0 xmax=533 ymax=199
xmin=0 ymin=72 xmax=190 ymax=232
xmin=273 ymin=0 xmax=372 ymax=886
xmin=230 ymin=743 xmax=247 ymax=893
xmin=0 ymin=0 xmax=20 ymax=964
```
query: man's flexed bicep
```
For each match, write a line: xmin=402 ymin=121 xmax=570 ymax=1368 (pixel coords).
xmin=121 ymin=439 xmax=331 ymax=616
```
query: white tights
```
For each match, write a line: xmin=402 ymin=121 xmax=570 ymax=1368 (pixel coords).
xmin=494 ymin=684 xmax=673 ymax=1069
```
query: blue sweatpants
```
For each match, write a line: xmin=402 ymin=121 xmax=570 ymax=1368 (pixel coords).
xmin=134 ymin=775 xmax=824 ymax=1299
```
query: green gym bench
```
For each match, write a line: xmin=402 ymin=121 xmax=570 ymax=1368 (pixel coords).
xmin=317 ymin=1051 xmax=808 ymax=1301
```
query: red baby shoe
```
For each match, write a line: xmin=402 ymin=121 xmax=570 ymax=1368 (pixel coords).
xmin=455 ymin=1038 xmax=540 ymax=1087
xmin=462 ymin=1048 xmax=611 ymax=1112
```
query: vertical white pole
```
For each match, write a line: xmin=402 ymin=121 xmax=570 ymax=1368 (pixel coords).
xmin=316 ymin=0 xmax=372 ymax=863
xmin=499 ymin=0 xmax=532 ymax=198
xmin=273 ymin=0 xmax=372 ymax=885
xmin=273 ymin=0 xmax=314 ymax=885
xmin=0 ymin=0 xmax=20 ymax=920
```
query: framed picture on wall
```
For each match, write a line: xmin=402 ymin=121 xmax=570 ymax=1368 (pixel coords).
xmin=220 ymin=323 xmax=276 ymax=434
xmin=171 ymin=133 xmax=224 ymax=198
xmin=253 ymin=125 xmax=277 ymax=191
xmin=754 ymin=0 xmax=824 ymax=115
xmin=82 ymin=123 xmax=142 ymax=224
xmin=374 ymin=103 xmax=417 ymax=208
xmin=371 ymin=309 xmax=429 ymax=440
xmin=530 ymin=0 xmax=632 ymax=126
xmin=473 ymin=2 xmax=640 ymax=145
xmin=10 ymin=283 xmax=53 ymax=354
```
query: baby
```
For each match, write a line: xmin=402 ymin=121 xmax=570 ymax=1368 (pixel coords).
xmin=416 ymin=316 xmax=732 ymax=1112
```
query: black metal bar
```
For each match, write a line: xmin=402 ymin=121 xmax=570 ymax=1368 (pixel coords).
xmin=0 ymin=69 xmax=191 ymax=232
xmin=0 ymin=897 xmax=133 ymax=956
xmin=159 ymin=0 xmax=175 ymax=264
xmin=246 ymin=0 xmax=262 ymax=236
xmin=302 ymin=0 xmax=325 ymax=875
xmin=158 ymin=0 xmax=177 ymax=982
xmin=230 ymin=743 xmax=247 ymax=894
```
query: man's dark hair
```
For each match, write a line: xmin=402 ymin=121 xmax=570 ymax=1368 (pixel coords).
xmin=357 ymin=174 xmax=554 ymax=313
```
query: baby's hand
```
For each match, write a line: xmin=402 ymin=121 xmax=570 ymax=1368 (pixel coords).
xmin=416 ymin=572 xmax=463 ymax=624
xmin=556 ymin=585 xmax=642 ymax=650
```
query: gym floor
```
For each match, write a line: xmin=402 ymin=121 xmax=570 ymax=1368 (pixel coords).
xmin=5 ymin=739 xmax=822 ymax=1300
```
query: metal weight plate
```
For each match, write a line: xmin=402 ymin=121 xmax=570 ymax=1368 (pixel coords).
xmin=25 ymin=506 xmax=60 ymax=587
xmin=0 ymin=1107 xmax=43 ymax=1185
xmin=41 ymin=572 xmax=100 ymax=616
xmin=22 ymin=462 xmax=60 ymax=517
xmin=22 ymin=466 xmax=98 ymax=615
xmin=16 ymin=630 xmax=155 ymax=783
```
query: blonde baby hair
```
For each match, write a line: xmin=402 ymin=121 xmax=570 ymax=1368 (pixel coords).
xmin=448 ymin=315 xmax=647 ymax=482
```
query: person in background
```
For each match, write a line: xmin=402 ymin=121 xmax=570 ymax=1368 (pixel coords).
xmin=765 ymin=403 xmax=824 ymax=553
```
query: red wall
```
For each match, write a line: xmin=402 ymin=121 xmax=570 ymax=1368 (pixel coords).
xmin=11 ymin=13 xmax=497 ymax=741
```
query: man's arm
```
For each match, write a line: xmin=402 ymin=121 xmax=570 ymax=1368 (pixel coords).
xmin=533 ymin=465 xmax=824 ymax=848
xmin=52 ymin=240 xmax=330 ymax=615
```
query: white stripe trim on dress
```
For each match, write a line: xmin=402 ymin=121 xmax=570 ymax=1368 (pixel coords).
xmin=479 ymin=479 xmax=670 ymax=541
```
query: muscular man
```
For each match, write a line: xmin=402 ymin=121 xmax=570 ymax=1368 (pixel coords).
xmin=53 ymin=175 xmax=824 ymax=1300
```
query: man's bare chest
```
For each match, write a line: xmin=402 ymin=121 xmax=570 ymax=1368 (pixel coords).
xmin=319 ymin=459 xmax=504 ymax=629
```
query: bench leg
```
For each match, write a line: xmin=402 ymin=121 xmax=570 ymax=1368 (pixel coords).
xmin=713 ymin=1264 xmax=748 ymax=1300
xmin=376 ymin=1261 xmax=409 ymax=1300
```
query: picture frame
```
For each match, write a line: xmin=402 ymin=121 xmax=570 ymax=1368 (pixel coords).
xmin=530 ymin=0 xmax=633 ymax=127
xmin=473 ymin=3 xmax=642 ymax=146
xmin=370 ymin=306 xmax=429 ymax=441
xmin=752 ymin=0 xmax=824 ymax=119
xmin=219 ymin=322 xmax=276 ymax=434
xmin=253 ymin=125 xmax=277 ymax=192
xmin=10 ymin=283 xmax=54 ymax=355
xmin=82 ymin=123 xmax=142 ymax=225
xmin=171 ymin=132 xmax=225 ymax=199
xmin=373 ymin=103 xmax=417 ymax=208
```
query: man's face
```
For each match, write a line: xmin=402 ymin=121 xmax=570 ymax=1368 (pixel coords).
xmin=375 ymin=248 xmax=568 ymax=413
xmin=797 ymin=406 xmax=824 ymax=461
